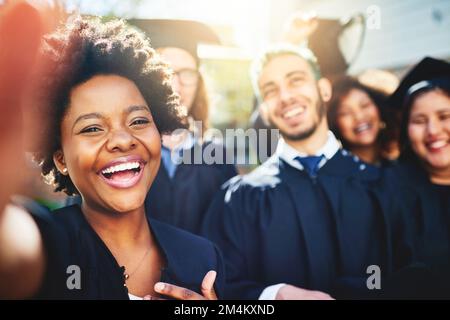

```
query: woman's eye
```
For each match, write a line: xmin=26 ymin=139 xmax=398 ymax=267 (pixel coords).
xmin=337 ymin=110 xmax=351 ymax=117
xmin=440 ymin=113 xmax=450 ymax=121
xmin=131 ymin=118 xmax=150 ymax=126
xmin=410 ymin=118 xmax=427 ymax=125
xmin=80 ymin=126 xmax=102 ymax=134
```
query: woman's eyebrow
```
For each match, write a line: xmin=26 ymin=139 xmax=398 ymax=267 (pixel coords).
xmin=437 ymin=108 xmax=450 ymax=114
xmin=72 ymin=112 xmax=103 ymax=130
xmin=125 ymin=105 xmax=150 ymax=115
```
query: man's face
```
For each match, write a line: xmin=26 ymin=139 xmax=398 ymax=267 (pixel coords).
xmin=258 ymin=54 xmax=329 ymax=141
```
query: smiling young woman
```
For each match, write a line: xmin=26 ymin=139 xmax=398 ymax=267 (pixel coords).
xmin=0 ymin=16 xmax=224 ymax=300
xmin=381 ymin=57 xmax=450 ymax=298
xmin=327 ymin=76 xmax=399 ymax=166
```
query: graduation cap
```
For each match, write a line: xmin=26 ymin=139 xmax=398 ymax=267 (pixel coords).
xmin=389 ymin=57 xmax=450 ymax=109
xmin=127 ymin=19 xmax=220 ymax=63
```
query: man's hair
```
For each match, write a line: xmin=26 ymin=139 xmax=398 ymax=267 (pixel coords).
xmin=250 ymin=44 xmax=322 ymax=102
xmin=33 ymin=16 xmax=186 ymax=195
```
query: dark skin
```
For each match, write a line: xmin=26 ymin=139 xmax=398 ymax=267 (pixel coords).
xmin=0 ymin=8 xmax=217 ymax=296
xmin=53 ymin=74 xmax=216 ymax=299
xmin=0 ymin=74 xmax=218 ymax=299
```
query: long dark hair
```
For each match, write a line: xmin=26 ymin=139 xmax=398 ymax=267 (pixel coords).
xmin=189 ymin=72 xmax=209 ymax=135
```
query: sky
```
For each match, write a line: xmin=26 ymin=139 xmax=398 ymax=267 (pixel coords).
xmin=65 ymin=0 xmax=273 ymax=55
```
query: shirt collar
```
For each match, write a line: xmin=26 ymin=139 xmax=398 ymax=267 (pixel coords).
xmin=275 ymin=131 xmax=340 ymax=171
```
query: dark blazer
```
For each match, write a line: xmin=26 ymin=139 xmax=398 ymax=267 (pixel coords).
xmin=26 ymin=203 xmax=225 ymax=299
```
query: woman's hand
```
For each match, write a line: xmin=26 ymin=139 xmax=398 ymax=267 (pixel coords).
xmin=144 ymin=270 xmax=218 ymax=300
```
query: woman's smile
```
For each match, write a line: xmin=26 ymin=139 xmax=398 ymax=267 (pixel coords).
xmin=98 ymin=155 xmax=148 ymax=189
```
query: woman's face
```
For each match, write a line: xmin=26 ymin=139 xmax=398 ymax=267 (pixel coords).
xmin=335 ymin=88 xmax=382 ymax=147
xmin=54 ymin=75 xmax=161 ymax=213
xmin=159 ymin=47 xmax=198 ymax=112
xmin=408 ymin=89 xmax=450 ymax=171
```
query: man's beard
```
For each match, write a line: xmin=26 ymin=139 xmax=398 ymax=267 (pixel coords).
xmin=270 ymin=95 xmax=326 ymax=141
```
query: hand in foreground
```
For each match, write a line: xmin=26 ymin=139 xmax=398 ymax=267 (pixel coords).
xmin=276 ymin=284 xmax=334 ymax=300
xmin=144 ymin=270 xmax=218 ymax=300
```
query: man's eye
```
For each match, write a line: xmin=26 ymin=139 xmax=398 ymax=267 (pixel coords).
xmin=290 ymin=77 xmax=304 ymax=84
xmin=80 ymin=126 xmax=102 ymax=134
xmin=263 ymin=89 xmax=277 ymax=99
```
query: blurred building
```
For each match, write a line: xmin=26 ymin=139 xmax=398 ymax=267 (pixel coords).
xmin=270 ymin=0 xmax=450 ymax=74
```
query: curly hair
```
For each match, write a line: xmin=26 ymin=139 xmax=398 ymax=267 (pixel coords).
xmin=327 ymin=75 xmax=398 ymax=160
xmin=33 ymin=16 xmax=186 ymax=195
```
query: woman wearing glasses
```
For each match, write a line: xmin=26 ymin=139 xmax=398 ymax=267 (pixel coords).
xmin=127 ymin=20 xmax=238 ymax=235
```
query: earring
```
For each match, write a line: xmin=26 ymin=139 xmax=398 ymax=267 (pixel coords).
xmin=62 ymin=168 xmax=68 ymax=174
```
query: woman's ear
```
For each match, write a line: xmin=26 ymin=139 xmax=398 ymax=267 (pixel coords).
xmin=53 ymin=150 xmax=68 ymax=175
xmin=318 ymin=78 xmax=332 ymax=103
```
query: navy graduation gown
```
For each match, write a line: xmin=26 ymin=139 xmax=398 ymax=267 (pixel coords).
xmin=145 ymin=141 xmax=237 ymax=235
xmin=201 ymin=150 xmax=414 ymax=299
xmin=25 ymin=203 xmax=225 ymax=299
xmin=384 ymin=162 xmax=450 ymax=266
xmin=381 ymin=162 xmax=450 ymax=297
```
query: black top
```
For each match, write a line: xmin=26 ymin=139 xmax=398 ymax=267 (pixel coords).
xmin=432 ymin=182 xmax=450 ymax=230
xmin=18 ymin=200 xmax=225 ymax=300
xmin=381 ymin=162 xmax=450 ymax=298
xmin=145 ymin=141 xmax=237 ymax=235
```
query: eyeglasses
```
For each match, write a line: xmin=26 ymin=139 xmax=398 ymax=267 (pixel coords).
xmin=173 ymin=68 xmax=200 ymax=86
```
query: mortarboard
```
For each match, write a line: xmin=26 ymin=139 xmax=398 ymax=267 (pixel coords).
xmin=388 ymin=57 xmax=450 ymax=109
xmin=128 ymin=19 xmax=220 ymax=63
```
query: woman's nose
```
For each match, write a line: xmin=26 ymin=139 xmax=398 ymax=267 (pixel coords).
xmin=106 ymin=129 xmax=137 ymax=152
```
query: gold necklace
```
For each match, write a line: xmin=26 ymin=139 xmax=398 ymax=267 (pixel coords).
xmin=122 ymin=247 xmax=151 ymax=283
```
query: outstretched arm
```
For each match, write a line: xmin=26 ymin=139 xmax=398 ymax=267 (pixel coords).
xmin=0 ymin=0 xmax=66 ymax=299
xmin=0 ymin=204 xmax=45 ymax=298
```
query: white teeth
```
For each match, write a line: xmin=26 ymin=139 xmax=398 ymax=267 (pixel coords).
xmin=429 ymin=140 xmax=447 ymax=149
xmin=355 ymin=123 xmax=370 ymax=133
xmin=283 ymin=107 xmax=305 ymax=119
xmin=101 ymin=161 xmax=140 ymax=175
